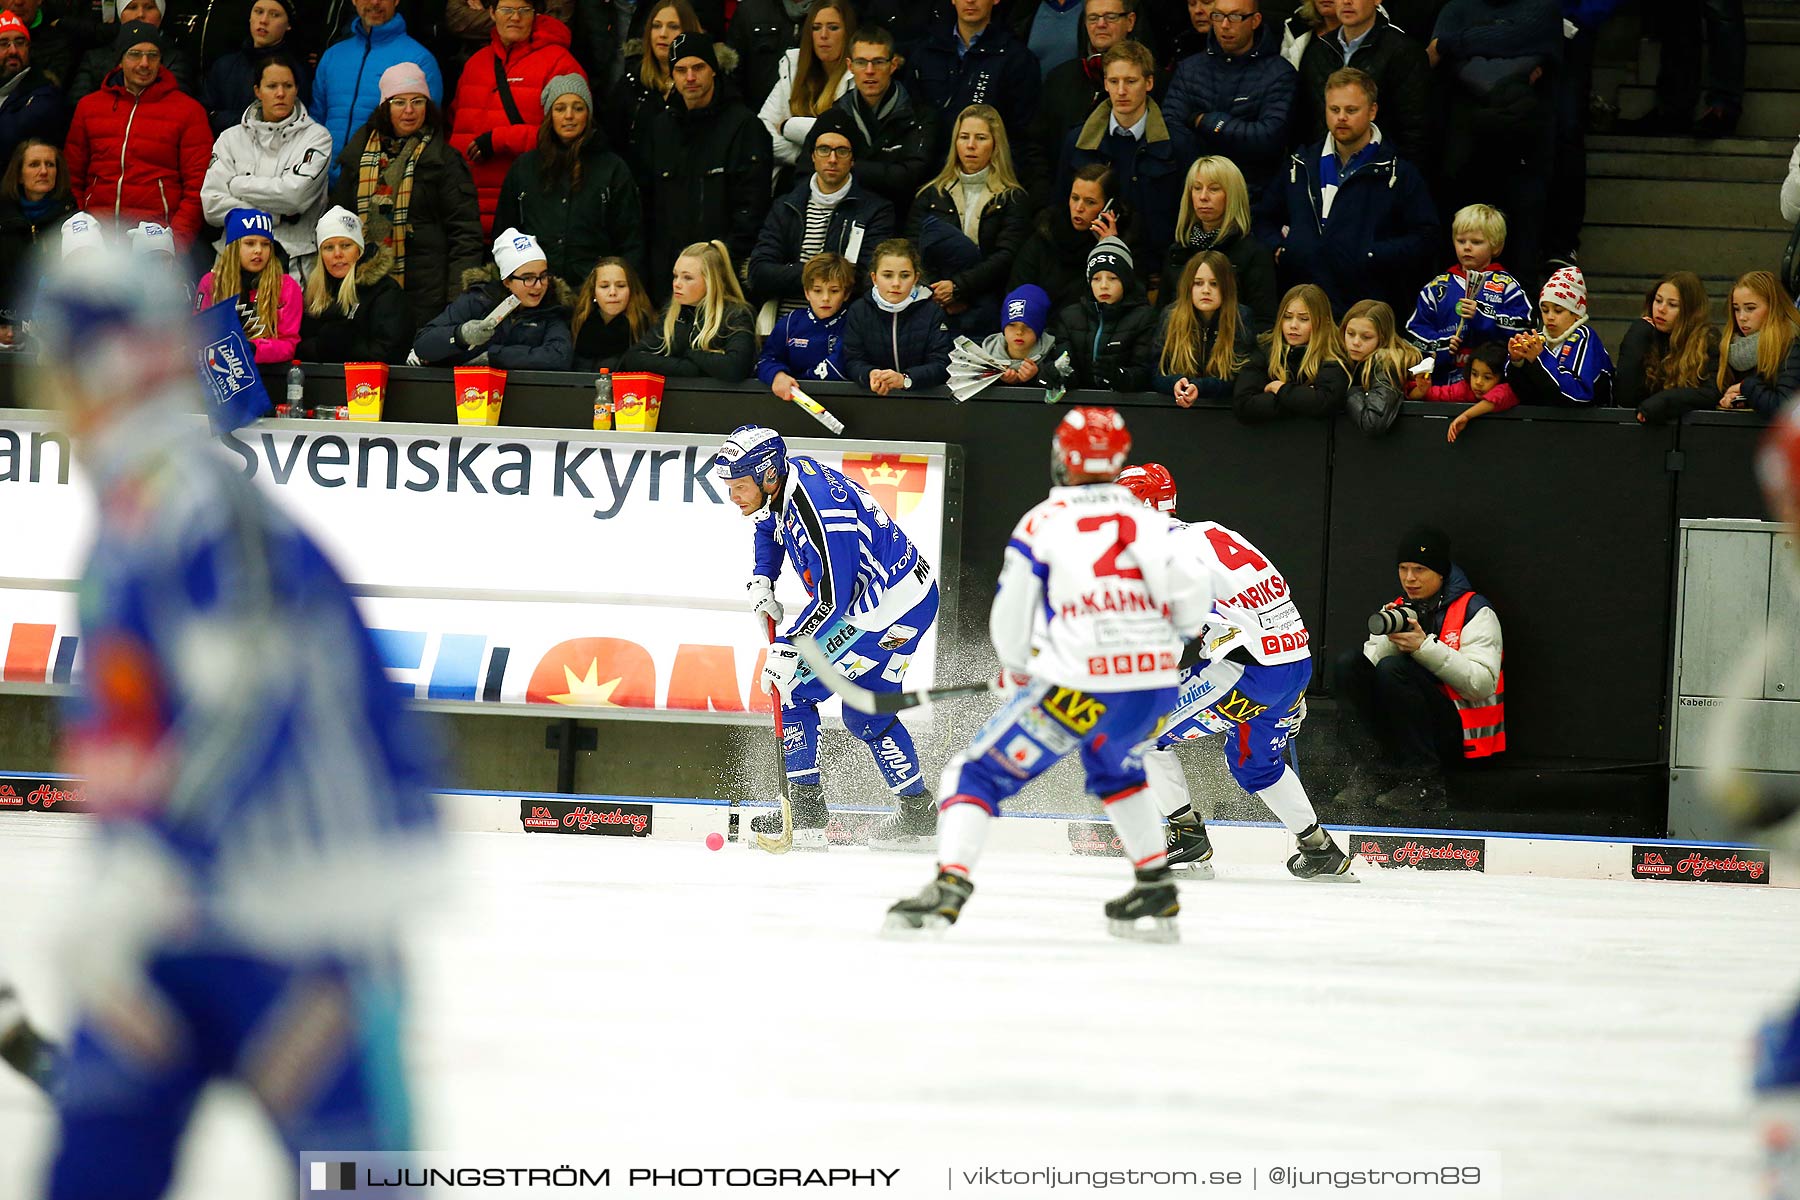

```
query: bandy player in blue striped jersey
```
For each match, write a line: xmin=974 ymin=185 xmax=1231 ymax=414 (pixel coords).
xmin=1115 ymin=464 xmax=1353 ymax=881
xmin=715 ymin=426 xmax=941 ymax=850
xmin=30 ymin=245 xmax=442 ymax=1200
xmin=887 ymin=408 xmax=1216 ymax=940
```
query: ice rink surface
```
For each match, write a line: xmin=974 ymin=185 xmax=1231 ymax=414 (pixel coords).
xmin=0 ymin=815 xmax=1797 ymax=1198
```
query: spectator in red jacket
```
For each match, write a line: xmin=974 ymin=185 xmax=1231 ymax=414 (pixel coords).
xmin=64 ymin=22 xmax=210 ymax=249
xmin=448 ymin=0 xmax=586 ymax=234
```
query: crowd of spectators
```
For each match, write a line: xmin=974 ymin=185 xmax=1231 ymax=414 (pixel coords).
xmin=0 ymin=0 xmax=1792 ymax=427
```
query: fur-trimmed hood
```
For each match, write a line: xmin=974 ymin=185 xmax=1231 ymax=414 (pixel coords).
xmin=460 ymin=263 xmax=577 ymax=309
xmin=623 ymin=39 xmax=740 ymax=73
xmin=352 ymin=239 xmax=398 ymax=287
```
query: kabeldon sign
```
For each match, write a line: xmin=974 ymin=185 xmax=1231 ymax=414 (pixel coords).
xmin=0 ymin=413 xmax=954 ymax=722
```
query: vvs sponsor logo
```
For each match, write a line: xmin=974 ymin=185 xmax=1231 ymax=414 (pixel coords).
xmin=1356 ymin=835 xmax=1485 ymax=872
xmin=1632 ymin=844 xmax=1769 ymax=884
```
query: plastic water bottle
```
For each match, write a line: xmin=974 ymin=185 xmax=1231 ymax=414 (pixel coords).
xmin=285 ymin=362 xmax=308 ymax=419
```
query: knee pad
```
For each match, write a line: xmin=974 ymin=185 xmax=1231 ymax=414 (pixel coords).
xmin=841 ymin=708 xmax=898 ymax=744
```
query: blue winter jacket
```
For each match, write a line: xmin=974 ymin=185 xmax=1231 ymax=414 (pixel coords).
xmin=1271 ymin=134 xmax=1439 ymax=313
xmin=756 ymin=306 xmax=850 ymax=386
xmin=313 ymin=14 xmax=444 ymax=179
xmin=1504 ymin=323 xmax=1615 ymax=406
xmin=842 ymin=291 xmax=953 ymax=390
xmin=1159 ymin=32 xmax=1295 ymax=206
xmin=905 ymin=17 xmax=1042 ymax=142
xmin=1405 ymin=263 xmax=1535 ymax=383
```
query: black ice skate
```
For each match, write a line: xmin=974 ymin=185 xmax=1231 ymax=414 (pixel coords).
xmin=883 ymin=870 xmax=974 ymax=935
xmin=749 ymin=783 xmax=829 ymax=851
xmin=1164 ymin=812 xmax=1215 ymax=880
xmin=0 ymin=988 xmax=57 ymax=1093
xmin=1286 ymin=824 xmax=1357 ymax=882
xmin=868 ymin=792 xmax=937 ymax=852
xmin=1104 ymin=867 xmax=1180 ymax=943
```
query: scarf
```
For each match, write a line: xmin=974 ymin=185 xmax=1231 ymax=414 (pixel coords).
xmin=1317 ymin=125 xmax=1382 ymax=221
xmin=808 ymin=173 xmax=854 ymax=210
xmin=18 ymin=195 xmax=58 ymax=222
xmin=1543 ymin=316 xmax=1587 ymax=352
xmin=356 ymin=129 xmax=429 ymax=287
xmin=847 ymin=85 xmax=898 ymax=147
xmin=1184 ymin=224 xmax=1223 ymax=252
xmin=1727 ymin=330 xmax=1762 ymax=373
xmin=872 ymin=284 xmax=931 ymax=314
xmin=955 ymin=167 xmax=991 ymax=241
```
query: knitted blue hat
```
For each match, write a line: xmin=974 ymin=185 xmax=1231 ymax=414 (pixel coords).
xmin=224 ymin=207 xmax=275 ymax=245
xmin=1002 ymin=284 xmax=1051 ymax=336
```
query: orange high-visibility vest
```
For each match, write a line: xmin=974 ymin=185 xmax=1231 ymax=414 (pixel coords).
xmin=1433 ymin=591 xmax=1505 ymax=757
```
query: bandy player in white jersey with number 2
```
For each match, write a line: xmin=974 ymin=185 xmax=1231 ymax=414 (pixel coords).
xmin=1116 ymin=464 xmax=1353 ymax=881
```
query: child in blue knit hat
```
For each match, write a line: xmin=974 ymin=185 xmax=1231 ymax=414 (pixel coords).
xmin=953 ymin=283 xmax=1060 ymax=388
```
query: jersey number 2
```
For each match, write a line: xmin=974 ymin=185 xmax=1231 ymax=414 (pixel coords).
xmin=1077 ymin=514 xmax=1144 ymax=580
xmin=1206 ymin=528 xmax=1268 ymax=572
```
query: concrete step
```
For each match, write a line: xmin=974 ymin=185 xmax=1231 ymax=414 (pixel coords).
xmin=1750 ymin=41 xmax=1800 ymax=78
xmin=1591 ymin=316 xmax=1633 ymax=354
xmin=1617 ymin=84 xmax=1800 ymax=138
xmin=1587 ymin=177 xmax=1788 ymax=228
xmin=1748 ymin=15 xmax=1800 ymax=44
xmin=1587 ymin=147 xmax=1791 ymax=183
xmin=1580 ymin=224 xmax=1793 ymax=279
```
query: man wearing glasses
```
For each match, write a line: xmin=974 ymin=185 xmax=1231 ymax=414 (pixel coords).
xmin=1027 ymin=0 xmax=1139 ymax=205
xmin=64 ymin=21 xmax=211 ymax=249
xmin=832 ymin=25 xmax=935 ymax=221
xmin=1161 ymin=0 xmax=1295 ymax=207
xmin=312 ymin=0 xmax=443 ymax=174
xmin=749 ymin=110 xmax=895 ymax=314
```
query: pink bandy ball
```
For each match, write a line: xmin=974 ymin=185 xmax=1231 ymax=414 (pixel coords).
xmin=706 ymin=832 xmax=725 ymax=851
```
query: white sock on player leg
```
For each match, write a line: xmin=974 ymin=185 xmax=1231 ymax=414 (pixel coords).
xmin=936 ymin=800 xmax=992 ymax=877
xmin=1142 ymin=747 xmax=1193 ymax=821
xmin=1104 ymin=785 xmax=1168 ymax=870
xmin=1256 ymin=765 xmax=1320 ymax=836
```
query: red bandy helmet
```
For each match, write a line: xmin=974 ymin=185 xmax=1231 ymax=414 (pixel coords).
xmin=1053 ymin=406 xmax=1131 ymax=484
xmin=1760 ymin=398 xmax=1800 ymax=532
xmin=1116 ymin=462 xmax=1177 ymax=514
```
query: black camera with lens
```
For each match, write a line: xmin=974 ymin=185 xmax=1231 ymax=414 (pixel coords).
xmin=1367 ymin=604 xmax=1419 ymax=636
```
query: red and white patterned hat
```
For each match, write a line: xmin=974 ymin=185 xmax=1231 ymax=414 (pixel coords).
xmin=1540 ymin=265 xmax=1587 ymax=315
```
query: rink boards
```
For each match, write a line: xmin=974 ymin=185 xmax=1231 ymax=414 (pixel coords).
xmin=432 ymin=787 xmax=1785 ymax=890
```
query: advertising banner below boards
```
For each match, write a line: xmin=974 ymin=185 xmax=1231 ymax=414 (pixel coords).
xmin=1631 ymin=844 xmax=1771 ymax=885
xmin=0 ymin=413 xmax=954 ymax=723
xmin=1354 ymin=834 xmax=1488 ymax=872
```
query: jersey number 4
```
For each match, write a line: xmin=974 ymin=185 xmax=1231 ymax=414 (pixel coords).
xmin=1205 ymin=528 xmax=1268 ymax=572
xmin=1077 ymin=514 xmax=1144 ymax=580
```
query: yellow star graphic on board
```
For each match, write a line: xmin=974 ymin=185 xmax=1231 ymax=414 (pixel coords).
xmin=548 ymin=659 xmax=624 ymax=706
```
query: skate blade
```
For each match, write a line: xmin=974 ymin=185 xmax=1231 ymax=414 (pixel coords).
xmin=1169 ymin=860 xmax=1215 ymax=880
xmin=1292 ymin=865 xmax=1360 ymax=883
xmin=881 ymin=910 xmax=952 ymax=938
xmin=1107 ymin=916 xmax=1179 ymax=943
xmin=746 ymin=827 xmax=828 ymax=852
xmin=867 ymin=834 xmax=937 ymax=854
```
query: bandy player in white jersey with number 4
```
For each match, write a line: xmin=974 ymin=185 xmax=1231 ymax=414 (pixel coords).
xmin=886 ymin=408 xmax=1216 ymax=942
xmin=1116 ymin=464 xmax=1353 ymax=881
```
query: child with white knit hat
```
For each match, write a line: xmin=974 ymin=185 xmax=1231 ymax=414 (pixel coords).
xmin=1504 ymin=265 xmax=1616 ymax=407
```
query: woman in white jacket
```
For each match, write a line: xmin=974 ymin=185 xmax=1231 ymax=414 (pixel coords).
xmin=756 ymin=0 xmax=854 ymax=180
xmin=201 ymin=52 xmax=333 ymax=280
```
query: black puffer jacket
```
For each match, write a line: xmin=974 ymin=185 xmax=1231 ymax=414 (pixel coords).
xmin=842 ymin=291 xmax=954 ymax=390
xmin=633 ymin=80 xmax=772 ymax=300
xmin=907 ymin=184 xmax=1033 ymax=311
xmin=1050 ymin=293 xmax=1159 ymax=391
xmin=1345 ymin=359 xmax=1407 ymax=436
xmin=329 ymin=124 xmax=487 ymax=335
xmin=620 ymin=301 xmax=757 ymax=382
xmin=1232 ymin=341 xmax=1350 ymax=422
xmin=495 ymin=135 xmax=646 ymax=287
xmin=296 ymin=242 xmax=414 ymax=364
xmin=836 ymin=81 xmax=937 ymax=222
xmin=413 ymin=267 xmax=575 ymax=370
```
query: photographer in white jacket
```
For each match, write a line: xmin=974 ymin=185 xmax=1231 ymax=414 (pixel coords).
xmin=201 ymin=51 xmax=331 ymax=279
xmin=1333 ymin=525 xmax=1505 ymax=817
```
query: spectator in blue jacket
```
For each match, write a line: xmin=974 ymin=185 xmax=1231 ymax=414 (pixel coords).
xmin=312 ymin=0 xmax=443 ymax=179
xmin=0 ymin=12 xmax=65 ymax=172
xmin=1504 ymin=265 xmax=1614 ymax=406
xmin=758 ymin=250 xmax=854 ymax=398
xmin=1160 ymin=0 xmax=1294 ymax=210
xmin=747 ymin=109 xmax=895 ymax=312
xmin=1295 ymin=0 xmax=1431 ymax=166
xmin=906 ymin=0 xmax=1042 ymax=146
xmin=843 ymin=236 xmax=953 ymax=393
xmin=1271 ymin=67 xmax=1437 ymax=314
xmin=1055 ymin=40 xmax=1193 ymax=269
xmin=1404 ymin=203 xmax=1535 ymax=386
xmin=1429 ymin=0 xmax=1562 ymax=292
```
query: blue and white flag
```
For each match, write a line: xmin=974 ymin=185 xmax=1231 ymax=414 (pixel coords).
xmin=193 ymin=300 xmax=270 ymax=434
